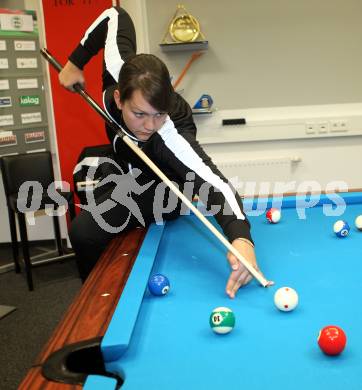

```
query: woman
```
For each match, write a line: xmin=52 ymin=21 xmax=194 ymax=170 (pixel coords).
xmin=60 ymin=6 xmax=270 ymax=297
xmin=68 ymin=53 xmax=266 ymax=298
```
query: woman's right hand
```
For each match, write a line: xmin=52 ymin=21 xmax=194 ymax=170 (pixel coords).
xmin=59 ymin=61 xmax=85 ymax=92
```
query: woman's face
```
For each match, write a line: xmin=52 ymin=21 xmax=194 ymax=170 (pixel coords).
xmin=114 ymin=89 xmax=168 ymax=141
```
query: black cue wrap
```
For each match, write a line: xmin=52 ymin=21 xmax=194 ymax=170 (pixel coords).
xmin=40 ymin=48 xmax=124 ymax=140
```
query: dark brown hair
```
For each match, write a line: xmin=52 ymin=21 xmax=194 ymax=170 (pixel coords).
xmin=118 ymin=54 xmax=174 ymax=113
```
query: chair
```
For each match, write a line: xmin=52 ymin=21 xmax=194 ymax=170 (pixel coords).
xmin=0 ymin=151 xmax=76 ymax=291
xmin=73 ymin=144 xmax=114 ymax=205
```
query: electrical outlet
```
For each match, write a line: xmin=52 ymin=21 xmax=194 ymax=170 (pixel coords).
xmin=330 ymin=119 xmax=349 ymax=132
xmin=339 ymin=120 xmax=349 ymax=131
xmin=305 ymin=123 xmax=316 ymax=134
xmin=317 ymin=122 xmax=329 ymax=133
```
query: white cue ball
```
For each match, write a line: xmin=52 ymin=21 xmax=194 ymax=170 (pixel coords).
xmin=355 ymin=215 xmax=362 ymax=231
xmin=274 ymin=287 xmax=299 ymax=312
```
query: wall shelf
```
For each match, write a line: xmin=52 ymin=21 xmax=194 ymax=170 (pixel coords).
xmin=192 ymin=107 xmax=214 ymax=115
xmin=160 ymin=41 xmax=208 ymax=52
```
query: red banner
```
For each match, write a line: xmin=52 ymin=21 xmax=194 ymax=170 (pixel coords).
xmin=42 ymin=0 xmax=112 ymax=191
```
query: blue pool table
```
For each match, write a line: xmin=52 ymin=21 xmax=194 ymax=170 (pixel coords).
xmin=84 ymin=192 xmax=362 ymax=390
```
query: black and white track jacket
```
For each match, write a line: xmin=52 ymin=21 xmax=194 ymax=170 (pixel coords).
xmin=68 ymin=6 xmax=253 ymax=244
xmin=69 ymin=6 xmax=136 ymax=91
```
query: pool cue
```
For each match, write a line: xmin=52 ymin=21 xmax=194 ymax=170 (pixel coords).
xmin=40 ymin=48 xmax=271 ymax=288
xmin=172 ymin=51 xmax=203 ymax=90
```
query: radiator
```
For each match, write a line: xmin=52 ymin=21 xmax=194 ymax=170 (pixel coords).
xmin=214 ymin=156 xmax=301 ymax=195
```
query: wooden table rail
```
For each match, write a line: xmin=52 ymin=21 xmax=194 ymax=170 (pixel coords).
xmin=19 ymin=227 xmax=146 ymax=389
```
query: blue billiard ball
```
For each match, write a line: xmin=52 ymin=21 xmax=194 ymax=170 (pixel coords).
xmin=148 ymin=274 xmax=170 ymax=296
xmin=333 ymin=220 xmax=350 ymax=238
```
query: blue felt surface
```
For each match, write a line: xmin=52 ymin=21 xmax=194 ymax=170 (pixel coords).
xmin=89 ymin=193 xmax=362 ymax=390
xmin=101 ymin=223 xmax=165 ymax=362
xmin=83 ymin=375 xmax=117 ymax=389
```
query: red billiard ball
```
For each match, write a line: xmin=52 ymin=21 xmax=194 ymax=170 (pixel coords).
xmin=266 ymin=208 xmax=281 ymax=223
xmin=317 ymin=325 xmax=347 ymax=355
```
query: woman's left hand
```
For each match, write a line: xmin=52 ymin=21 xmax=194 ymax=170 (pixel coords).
xmin=225 ymin=239 xmax=260 ymax=298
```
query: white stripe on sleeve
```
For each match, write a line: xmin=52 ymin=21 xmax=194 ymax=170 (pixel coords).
xmin=80 ymin=8 xmax=124 ymax=83
xmin=158 ymin=118 xmax=245 ymax=220
xmin=104 ymin=8 xmax=124 ymax=83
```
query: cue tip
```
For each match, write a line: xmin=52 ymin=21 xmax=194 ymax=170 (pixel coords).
xmin=264 ymin=280 xmax=275 ymax=288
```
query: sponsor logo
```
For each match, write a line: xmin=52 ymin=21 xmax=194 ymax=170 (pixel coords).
xmin=20 ymin=95 xmax=39 ymax=106
xmin=16 ymin=58 xmax=37 ymax=69
xmin=0 ymin=80 xmax=9 ymax=90
xmin=0 ymin=97 xmax=12 ymax=108
xmin=0 ymin=58 xmax=9 ymax=69
xmin=14 ymin=40 xmax=36 ymax=51
xmin=0 ymin=13 xmax=33 ymax=32
xmin=11 ymin=16 xmax=23 ymax=30
xmin=21 ymin=112 xmax=42 ymax=124
xmin=17 ymin=78 xmax=38 ymax=89
xmin=0 ymin=134 xmax=17 ymax=147
xmin=24 ymin=131 xmax=45 ymax=143
xmin=0 ymin=114 xmax=14 ymax=126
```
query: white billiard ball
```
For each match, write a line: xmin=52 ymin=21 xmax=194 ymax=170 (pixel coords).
xmin=355 ymin=215 xmax=362 ymax=231
xmin=274 ymin=287 xmax=299 ymax=312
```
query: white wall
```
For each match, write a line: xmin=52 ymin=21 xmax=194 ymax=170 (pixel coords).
xmin=127 ymin=0 xmax=362 ymax=196
xmin=120 ymin=0 xmax=149 ymax=53
xmin=201 ymin=134 xmax=362 ymax=196
xmin=144 ymin=0 xmax=362 ymax=110
xmin=194 ymin=104 xmax=362 ymax=196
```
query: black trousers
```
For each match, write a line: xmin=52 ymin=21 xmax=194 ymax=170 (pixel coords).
xmin=69 ymin=173 xmax=182 ymax=281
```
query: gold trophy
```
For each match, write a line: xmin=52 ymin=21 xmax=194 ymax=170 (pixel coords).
xmin=160 ymin=4 xmax=207 ymax=51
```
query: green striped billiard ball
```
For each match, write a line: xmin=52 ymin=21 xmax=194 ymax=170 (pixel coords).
xmin=209 ymin=307 xmax=235 ymax=334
